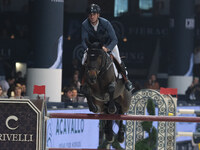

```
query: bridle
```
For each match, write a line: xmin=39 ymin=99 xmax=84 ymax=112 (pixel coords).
xmin=98 ymin=51 xmax=113 ymax=78
xmin=86 ymin=48 xmax=113 ymax=81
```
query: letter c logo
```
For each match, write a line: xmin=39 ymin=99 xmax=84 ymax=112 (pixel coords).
xmin=6 ymin=115 xmax=19 ymax=130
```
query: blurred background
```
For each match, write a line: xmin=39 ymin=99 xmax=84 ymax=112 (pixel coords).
xmin=0 ymin=0 xmax=200 ymax=97
xmin=0 ymin=0 xmax=200 ymax=90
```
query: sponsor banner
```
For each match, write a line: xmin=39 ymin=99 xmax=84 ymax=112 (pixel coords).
xmin=47 ymin=109 xmax=99 ymax=149
xmin=47 ymin=107 xmax=200 ymax=149
xmin=0 ymin=99 xmax=41 ymax=150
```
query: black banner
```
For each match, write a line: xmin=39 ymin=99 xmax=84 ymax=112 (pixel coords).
xmin=0 ymin=99 xmax=41 ymax=150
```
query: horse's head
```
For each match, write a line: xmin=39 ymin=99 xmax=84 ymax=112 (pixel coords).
xmin=85 ymin=40 xmax=105 ymax=85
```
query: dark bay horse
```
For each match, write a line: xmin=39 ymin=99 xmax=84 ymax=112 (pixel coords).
xmin=81 ymin=41 xmax=132 ymax=143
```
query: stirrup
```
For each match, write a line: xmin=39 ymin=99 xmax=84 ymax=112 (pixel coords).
xmin=121 ymin=73 xmax=133 ymax=91
xmin=125 ymin=80 xmax=133 ymax=91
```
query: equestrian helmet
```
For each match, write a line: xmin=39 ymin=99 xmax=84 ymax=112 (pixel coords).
xmin=87 ymin=4 xmax=101 ymax=14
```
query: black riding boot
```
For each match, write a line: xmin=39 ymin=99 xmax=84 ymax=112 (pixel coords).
xmin=120 ymin=62 xmax=133 ymax=91
xmin=80 ymin=66 xmax=87 ymax=94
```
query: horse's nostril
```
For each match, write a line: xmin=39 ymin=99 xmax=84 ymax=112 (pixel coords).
xmin=88 ymin=70 xmax=97 ymax=77
xmin=88 ymin=75 xmax=97 ymax=84
xmin=87 ymin=70 xmax=98 ymax=84
xmin=91 ymin=76 xmax=96 ymax=81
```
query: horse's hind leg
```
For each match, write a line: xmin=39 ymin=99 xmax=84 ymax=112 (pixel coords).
xmin=104 ymin=120 xmax=114 ymax=143
xmin=108 ymin=82 xmax=117 ymax=114
xmin=117 ymin=120 xmax=125 ymax=143
xmin=117 ymin=106 xmax=125 ymax=143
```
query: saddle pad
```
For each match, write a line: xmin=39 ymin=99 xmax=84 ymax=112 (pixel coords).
xmin=112 ymin=63 xmax=122 ymax=79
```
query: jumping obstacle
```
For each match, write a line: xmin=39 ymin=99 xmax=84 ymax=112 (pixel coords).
xmin=46 ymin=148 xmax=98 ymax=150
xmin=125 ymin=89 xmax=178 ymax=150
xmin=126 ymin=89 xmax=199 ymax=150
xmin=48 ymin=113 xmax=200 ymax=122
xmin=178 ymin=109 xmax=200 ymax=115
xmin=177 ymin=108 xmax=200 ymax=147
xmin=47 ymin=149 xmax=115 ymax=150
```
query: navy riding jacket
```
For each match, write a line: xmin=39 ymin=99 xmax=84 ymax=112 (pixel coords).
xmin=81 ymin=17 xmax=118 ymax=51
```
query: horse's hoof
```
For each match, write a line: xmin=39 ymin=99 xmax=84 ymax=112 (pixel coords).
xmin=89 ymin=106 xmax=98 ymax=113
xmin=106 ymin=134 xmax=114 ymax=143
xmin=88 ymin=101 xmax=98 ymax=113
xmin=117 ymin=131 xmax=125 ymax=143
xmin=108 ymin=105 xmax=117 ymax=114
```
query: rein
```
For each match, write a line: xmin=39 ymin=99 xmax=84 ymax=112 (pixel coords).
xmin=98 ymin=50 xmax=113 ymax=78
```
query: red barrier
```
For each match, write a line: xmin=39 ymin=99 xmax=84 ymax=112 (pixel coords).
xmin=49 ymin=113 xmax=200 ymax=122
xmin=48 ymin=149 xmax=101 ymax=150
xmin=48 ymin=148 xmax=116 ymax=150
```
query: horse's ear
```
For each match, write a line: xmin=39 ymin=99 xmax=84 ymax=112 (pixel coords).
xmin=85 ymin=39 xmax=92 ymax=49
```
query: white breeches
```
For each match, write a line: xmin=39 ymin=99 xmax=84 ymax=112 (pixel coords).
xmin=82 ymin=45 xmax=122 ymax=78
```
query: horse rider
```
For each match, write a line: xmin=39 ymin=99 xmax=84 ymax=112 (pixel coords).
xmin=81 ymin=3 xmax=133 ymax=91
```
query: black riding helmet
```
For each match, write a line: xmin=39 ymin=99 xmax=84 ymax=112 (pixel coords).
xmin=87 ymin=4 xmax=101 ymax=14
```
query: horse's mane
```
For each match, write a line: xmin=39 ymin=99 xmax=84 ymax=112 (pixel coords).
xmin=87 ymin=41 xmax=105 ymax=58
xmin=90 ymin=42 xmax=102 ymax=49
xmin=87 ymin=40 xmax=103 ymax=49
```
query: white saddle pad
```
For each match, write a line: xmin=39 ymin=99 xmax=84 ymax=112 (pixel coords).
xmin=112 ymin=63 xmax=122 ymax=79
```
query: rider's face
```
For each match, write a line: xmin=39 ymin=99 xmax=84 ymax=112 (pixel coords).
xmin=88 ymin=13 xmax=99 ymax=25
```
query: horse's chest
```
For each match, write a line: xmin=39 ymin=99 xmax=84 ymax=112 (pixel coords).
xmin=90 ymin=86 xmax=109 ymax=102
xmin=92 ymin=92 xmax=110 ymax=102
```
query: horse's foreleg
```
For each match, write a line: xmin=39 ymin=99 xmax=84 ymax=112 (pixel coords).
xmin=81 ymin=84 xmax=98 ymax=113
xmin=108 ymin=82 xmax=116 ymax=114
xmin=117 ymin=107 xmax=125 ymax=143
xmin=86 ymin=95 xmax=98 ymax=113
